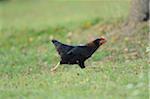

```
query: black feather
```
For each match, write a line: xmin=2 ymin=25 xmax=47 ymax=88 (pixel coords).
xmin=51 ymin=39 xmax=74 ymax=56
xmin=51 ymin=38 xmax=103 ymax=69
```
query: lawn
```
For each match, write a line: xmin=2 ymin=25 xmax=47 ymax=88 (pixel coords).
xmin=0 ymin=0 xmax=149 ymax=99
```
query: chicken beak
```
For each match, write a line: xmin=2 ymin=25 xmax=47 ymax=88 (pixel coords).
xmin=100 ymin=37 xmax=107 ymax=44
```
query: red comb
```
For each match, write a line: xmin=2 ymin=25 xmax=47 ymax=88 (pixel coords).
xmin=100 ymin=36 xmax=106 ymax=40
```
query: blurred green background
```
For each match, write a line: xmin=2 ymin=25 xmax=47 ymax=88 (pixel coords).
xmin=0 ymin=0 xmax=148 ymax=99
xmin=1 ymin=0 xmax=129 ymax=30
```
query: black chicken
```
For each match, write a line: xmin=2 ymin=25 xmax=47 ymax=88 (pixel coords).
xmin=51 ymin=37 xmax=106 ymax=71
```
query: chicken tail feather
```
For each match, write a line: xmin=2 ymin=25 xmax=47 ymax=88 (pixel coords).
xmin=51 ymin=39 xmax=62 ymax=47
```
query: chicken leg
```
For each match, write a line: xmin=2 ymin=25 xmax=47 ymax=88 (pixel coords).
xmin=51 ymin=62 xmax=60 ymax=72
xmin=79 ymin=62 xmax=85 ymax=69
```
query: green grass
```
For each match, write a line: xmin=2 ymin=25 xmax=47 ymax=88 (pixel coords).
xmin=1 ymin=0 xmax=130 ymax=31
xmin=0 ymin=0 xmax=149 ymax=99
